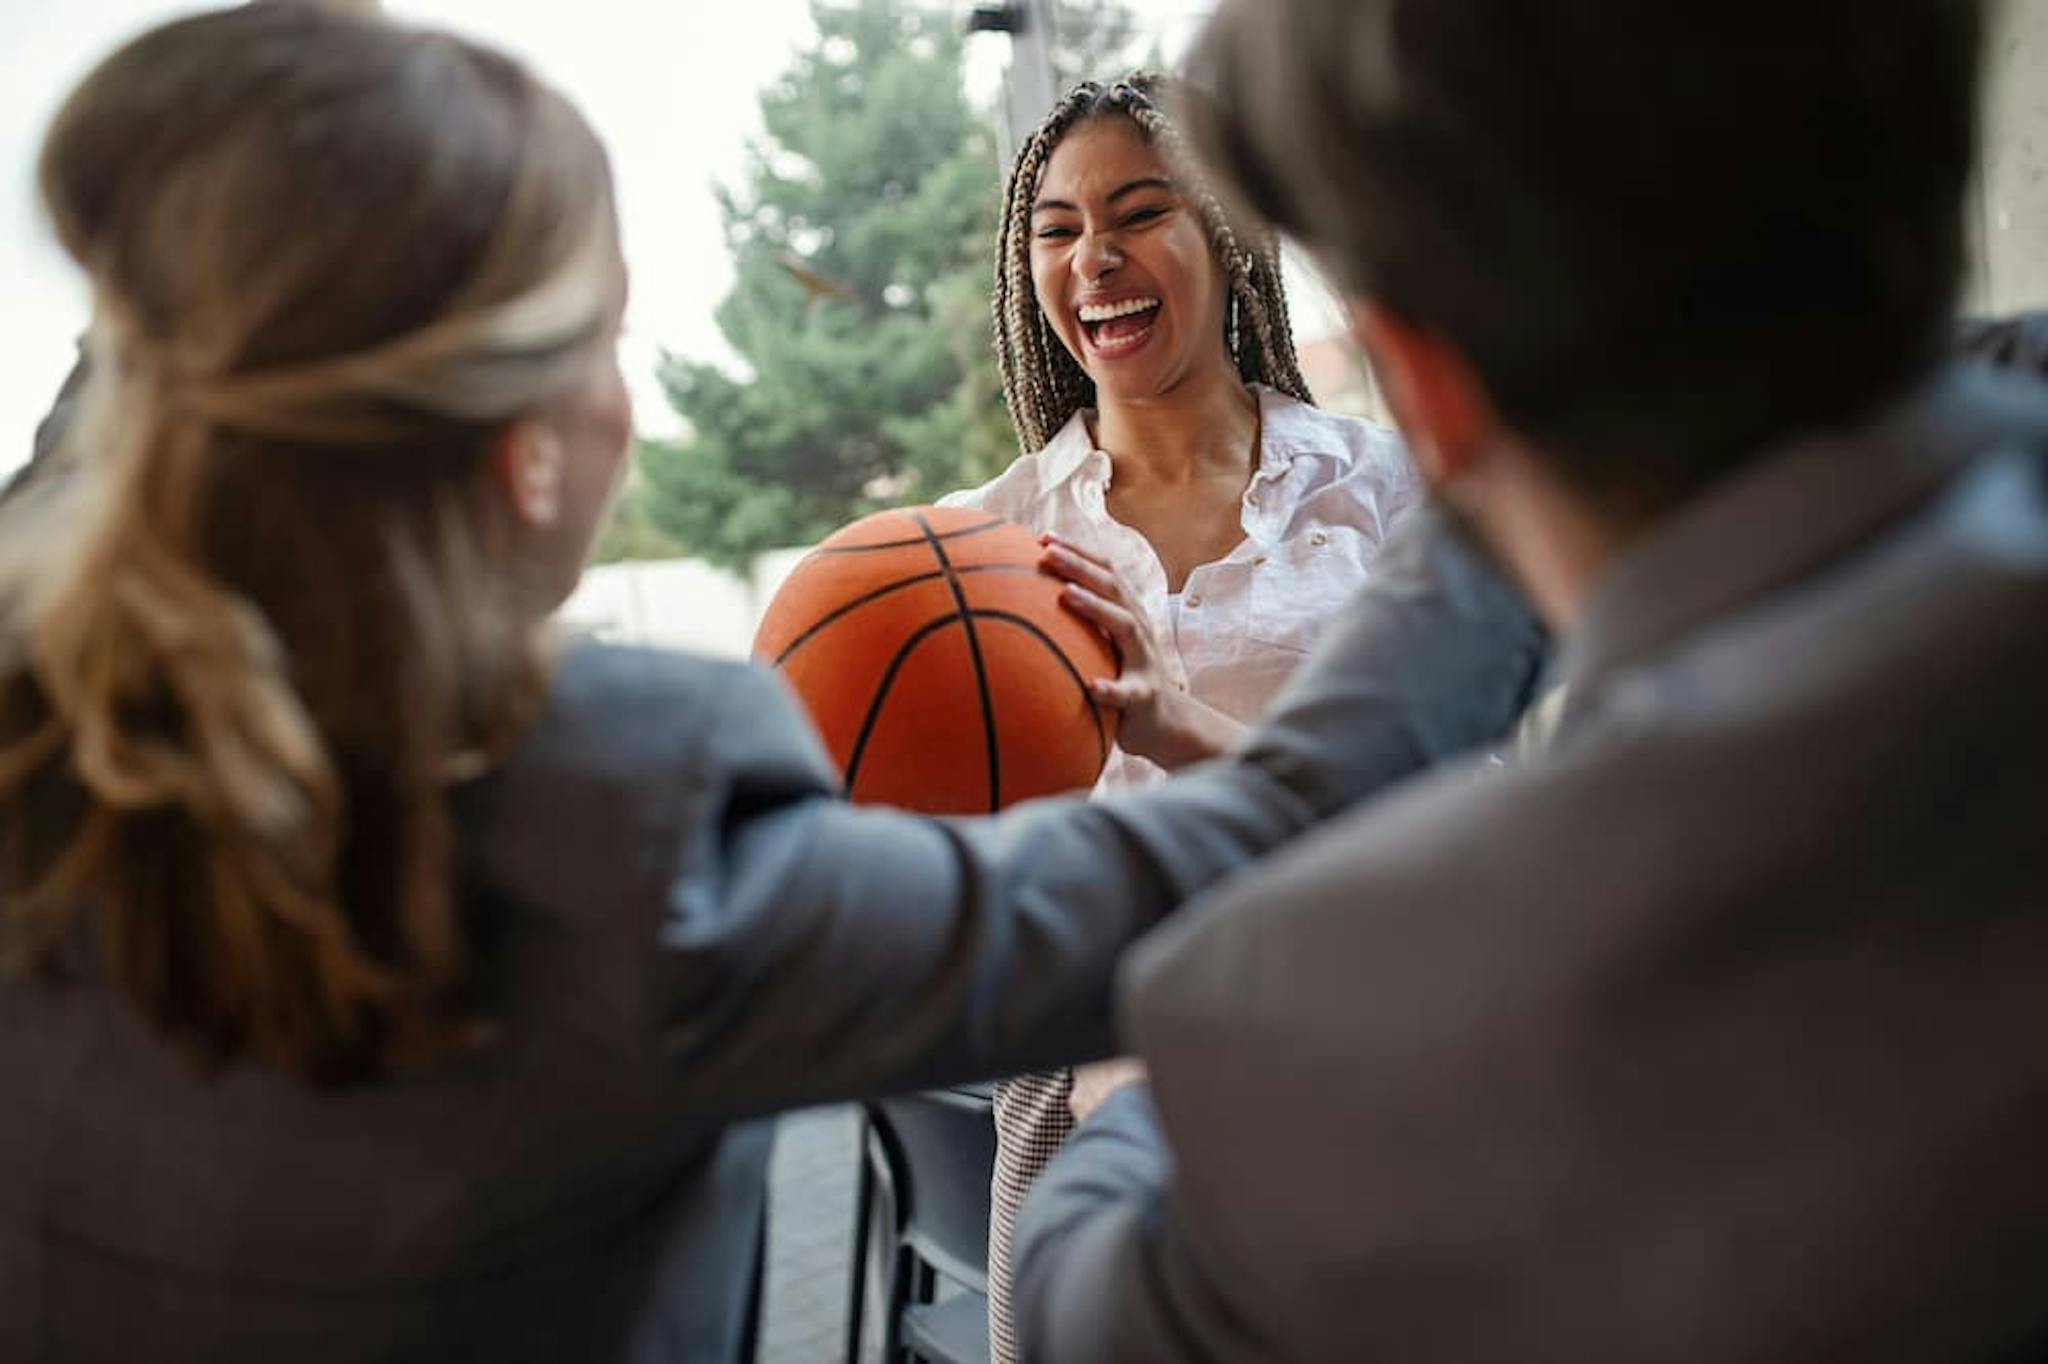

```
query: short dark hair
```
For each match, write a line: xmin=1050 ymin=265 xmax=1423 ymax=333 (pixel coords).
xmin=1184 ymin=0 xmax=1986 ymax=520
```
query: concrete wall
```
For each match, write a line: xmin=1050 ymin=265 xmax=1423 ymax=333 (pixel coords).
xmin=559 ymin=557 xmax=761 ymax=658
xmin=559 ymin=546 xmax=817 ymax=659
xmin=1978 ymin=0 xmax=2048 ymax=312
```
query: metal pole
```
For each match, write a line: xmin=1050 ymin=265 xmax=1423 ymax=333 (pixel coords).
xmin=969 ymin=1 xmax=1061 ymax=168
xmin=1005 ymin=0 xmax=1059 ymax=150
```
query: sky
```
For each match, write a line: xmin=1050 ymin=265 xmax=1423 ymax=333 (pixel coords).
xmin=0 ymin=0 xmax=1321 ymax=479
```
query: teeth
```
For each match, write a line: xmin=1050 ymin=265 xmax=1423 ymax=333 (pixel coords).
xmin=1077 ymin=297 xmax=1161 ymax=323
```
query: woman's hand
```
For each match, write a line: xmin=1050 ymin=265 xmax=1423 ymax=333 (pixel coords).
xmin=1039 ymin=534 xmax=1248 ymax=770
xmin=1069 ymin=1057 xmax=1148 ymax=1124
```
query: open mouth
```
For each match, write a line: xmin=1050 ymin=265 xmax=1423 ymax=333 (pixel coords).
xmin=1077 ymin=296 xmax=1162 ymax=359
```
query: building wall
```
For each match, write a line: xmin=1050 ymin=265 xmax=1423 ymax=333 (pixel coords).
xmin=1979 ymin=0 xmax=2048 ymax=312
xmin=560 ymin=557 xmax=761 ymax=658
xmin=560 ymin=546 xmax=816 ymax=660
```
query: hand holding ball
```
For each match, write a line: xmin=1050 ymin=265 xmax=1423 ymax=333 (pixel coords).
xmin=753 ymin=507 xmax=1119 ymax=814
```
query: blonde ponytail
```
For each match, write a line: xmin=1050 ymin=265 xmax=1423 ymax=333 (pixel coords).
xmin=0 ymin=2 xmax=618 ymax=1079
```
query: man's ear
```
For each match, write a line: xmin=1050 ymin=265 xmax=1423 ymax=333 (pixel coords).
xmin=1348 ymin=299 xmax=1497 ymax=488
xmin=490 ymin=419 xmax=565 ymax=528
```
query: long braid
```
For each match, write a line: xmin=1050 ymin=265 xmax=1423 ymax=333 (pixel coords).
xmin=993 ymin=84 xmax=1104 ymax=452
xmin=1129 ymin=99 xmax=1312 ymax=405
xmin=992 ymin=73 xmax=1312 ymax=454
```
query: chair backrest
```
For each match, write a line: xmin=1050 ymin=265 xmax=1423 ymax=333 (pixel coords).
xmin=866 ymin=1088 xmax=995 ymax=1291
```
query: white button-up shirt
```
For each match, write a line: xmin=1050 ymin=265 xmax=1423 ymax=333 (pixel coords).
xmin=941 ymin=384 xmax=1420 ymax=792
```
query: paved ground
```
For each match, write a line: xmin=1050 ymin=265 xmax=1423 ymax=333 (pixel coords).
xmin=759 ymin=1106 xmax=864 ymax=1363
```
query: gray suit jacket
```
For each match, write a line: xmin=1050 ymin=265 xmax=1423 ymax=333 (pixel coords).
xmin=1014 ymin=366 xmax=2048 ymax=1362
xmin=0 ymin=510 xmax=1543 ymax=1361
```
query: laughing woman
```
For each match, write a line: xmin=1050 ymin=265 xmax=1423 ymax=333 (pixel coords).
xmin=940 ymin=74 xmax=1420 ymax=1364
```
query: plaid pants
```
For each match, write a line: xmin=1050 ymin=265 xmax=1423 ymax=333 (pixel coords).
xmin=986 ymin=1068 xmax=1073 ymax=1364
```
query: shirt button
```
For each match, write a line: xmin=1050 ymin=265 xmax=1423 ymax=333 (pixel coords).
xmin=1309 ymin=530 xmax=1329 ymax=548
xmin=1186 ymin=593 xmax=1203 ymax=608
xmin=1247 ymin=492 xmax=1261 ymax=507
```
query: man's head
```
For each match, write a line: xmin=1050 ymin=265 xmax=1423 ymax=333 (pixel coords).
xmin=1184 ymin=0 xmax=1984 ymax=613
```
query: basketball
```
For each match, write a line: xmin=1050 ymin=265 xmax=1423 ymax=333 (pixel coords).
xmin=753 ymin=505 xmax=1119 ymax=814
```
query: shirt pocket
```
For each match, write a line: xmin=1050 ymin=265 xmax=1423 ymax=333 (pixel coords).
xmin=1245 ymin=524 xmax=1381 ymax=656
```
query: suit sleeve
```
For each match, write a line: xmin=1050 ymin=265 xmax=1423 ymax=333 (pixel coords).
xmin=1010 ymin=1084 xmax=1254 ymax=1363
xmin=653 ymin=669 xmax=1331 ymax=1115
xmin=654 ymin=507 xmax=1547 ymax=1118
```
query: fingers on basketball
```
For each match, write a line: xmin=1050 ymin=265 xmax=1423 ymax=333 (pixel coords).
xmin=755 ymin=506 xmax=1121 ymax=814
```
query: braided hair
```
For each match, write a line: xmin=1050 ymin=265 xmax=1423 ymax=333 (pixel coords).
xmin=992 ymin=73 xmax=1312 ymax=454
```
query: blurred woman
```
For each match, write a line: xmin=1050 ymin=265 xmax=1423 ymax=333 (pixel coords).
xmin=940 ymin=74 xmax=1419 ymax=1364
xmin=0 ymin=11 xmax=1411 ymax=1360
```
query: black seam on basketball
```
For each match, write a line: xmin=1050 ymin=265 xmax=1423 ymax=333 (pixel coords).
xmin=843 ymin=613 xmax=964 ymax=795
xmin=808 ymin=517 xmax=1008 ymax=556
xmin=770 ymin=565 xmax=1043 ymax=669
xmin=911 ymin=509 xmax=1003 ymax=814
xmin=968 ymin=610 xmax=1112 ymax=768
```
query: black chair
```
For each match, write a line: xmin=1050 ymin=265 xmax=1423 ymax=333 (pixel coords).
xmin=844 ymin=1086 xmax=996 ymax=1364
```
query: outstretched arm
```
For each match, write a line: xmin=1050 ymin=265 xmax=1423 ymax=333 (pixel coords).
xmin=657 ymin=506 xmax=1547 ymax=1117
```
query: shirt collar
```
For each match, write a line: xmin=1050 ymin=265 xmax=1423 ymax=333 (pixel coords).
xmin=1561 ymin=364 xmax=2043 ymax=705
xmin=1036 ymin=407 xmax=1104 ymax=491
xmin=1254 ymin=383 xmax=1359 ymax=478
xmin=1035 ymin=384 xmax=1352 ymax=494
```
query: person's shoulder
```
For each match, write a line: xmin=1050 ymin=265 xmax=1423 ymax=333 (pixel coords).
xmin=548 ymin=638 xmax=755 ymax=722
xmin=1112 ymin=615 xmax=2045 ymax=1355
xmin=1262 ymin=388 xmax=1397 ymax=457
xmin=529 ymin=640 xmax=813 ymax=780
xmin=1260 ymin=392 xmax=1419 ymax=542
xmin=471 ymin=641 xmax=836 ymax=880
xmin=1262 ymin=390 xmax=1414 ymax=491
xmin=1121 ymin=472 xmax=2048 ymax=1087
xmin=455 ymin=644 xmax=775 ymax=898
xmin=935 ymin=450 xmax=1043 ymax=517
xmin=1103 ymin=744 xmax=1650 ymax=1340
xmin=938 ymin=413 xmax=1094 ymax=518
xmin=1128 ymin=469 xmax=2048 ymax=1058
xmin=1122 ymin=745 xmax=1590 ymax=1054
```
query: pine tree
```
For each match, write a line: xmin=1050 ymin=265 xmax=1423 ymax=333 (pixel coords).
xmin=625 ymin=1 xmax=994 ymax=569
xmin=1051 ymin=0 xmax=1147 ymax=86
xmin=612 ymin=0 xmax=1142 ymax=571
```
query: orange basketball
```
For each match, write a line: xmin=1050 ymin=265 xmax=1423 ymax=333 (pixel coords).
xmin=753 ymin=505 xmax=1119 ymax=814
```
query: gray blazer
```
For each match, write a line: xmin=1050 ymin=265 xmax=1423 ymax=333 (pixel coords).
xmin=1014 ymin=366 xmax=2048 ymax=1362
xmin=0 ymin=512 xmax=1543 ymax=1361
